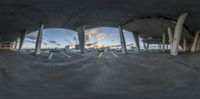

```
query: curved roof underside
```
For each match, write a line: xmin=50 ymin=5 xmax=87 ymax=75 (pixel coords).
xmin=124 ymin=18 xmax=193 ymax=43
xmin=0 ymin=0 xmax=199 ymax=41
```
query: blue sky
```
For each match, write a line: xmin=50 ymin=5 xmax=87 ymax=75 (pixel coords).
xmin=22 ymin=27 xmax=136 ymax=49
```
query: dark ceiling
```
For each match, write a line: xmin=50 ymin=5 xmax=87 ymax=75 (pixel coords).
xmin=0 ymin=0 xmax=199 ymax=41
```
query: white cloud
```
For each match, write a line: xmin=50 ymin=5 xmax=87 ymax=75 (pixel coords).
xmin=86 ymin=28 xmax=98 ymax=42
xmin=26 ymin=31 xmax=38 ymax=40
xmin=86 ymin=28 xmax=105 ymax=44
xmin=48 ymin=40 xmax=57 ymax=44
xmin=96 ymin=32 xmax=105 ymax=41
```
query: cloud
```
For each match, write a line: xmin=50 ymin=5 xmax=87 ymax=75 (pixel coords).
xmin=64 ymin=39 xmax=70 ymax=42
xmin=86 ymin=28 xmax=105 ymax=43
xmin=48 ymin=40 xmax=57 ymax=44
xmin=86 ymin=28 xmax=98 ymax=42
xmin=86 ymin=41 xmax=98 ymax=46
xmin=73 ymin=37 xmax=77 ymax=42
xmin=43 ymin=43 xmax=48 ymax=45
xmin=64 ymin=39 xmax=72 ymax=44
xmin=48 ymin=40 xmax=61 ymax=46
xmin=26 ymin=31 xmax=45 ymax=40
xmin=96 ymin=32 xmax=105 ymax=41
xmin=25 ymin=40 xmax=36 ymax=44
xmin=26 ymin=32 xmax=38 ymax=40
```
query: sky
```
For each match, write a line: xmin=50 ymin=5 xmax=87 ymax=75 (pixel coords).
xmin=22 ymin=27 xmax=137 ymax=49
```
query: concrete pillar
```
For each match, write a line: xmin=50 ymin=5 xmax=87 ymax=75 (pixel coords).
xmin=76 ymin=25 xmax=85 ymax=54
xmin=119 ymin=26 xmax=127 ymax=54
xmin=147 ymin=44 xmax=149 ymax=49
xmin=12 ymin=41 xmax=16 ymax=50
xmin=143 ymin=42 xmax=148 ymax=50
xmin=191 ymin=31 xmax=200 ymax=52
xmin=143 ymin=42 xmax=146 ymax=49
xmin=167 ymin=27 xmax=173 ymax=48
xmin=183 ymin=39 xmax=187 ymax=51
xmin=19 ymin=31 xmax=27 ymax=51
xmin=159 ymin=43 xmax=162 ymax=51
xmin=14 ymin=37 xmax=20 ymax=50
xmin=166 ymin=44 xmax=169 ymax=49
xmin=171 ymin=13 xmax=188 ymax=56
xmin=10 ymin=41 xmax=16 ymax=50
xmin=132 ymin=32 xmax=140 ymax=51
xmin=35 ymin=24 xmax=44 ymax=55
xmin=196 ymin=37 xmax=200 ymax=52
xmin=162 ymin=33 xmax=166 ymax=52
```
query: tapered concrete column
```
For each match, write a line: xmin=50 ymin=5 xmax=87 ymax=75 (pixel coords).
xmin=14 ymin=37 xmax=20 ymax=50
xmin=11 ymin=41 xmax=16 ymax=50
xmin=76 ymin=25 xmax=85 ymax=54
xmin=166 ymin=44 xmax=169 ymax=49
xmin=12 ymin=41 xmax=16 ymax=49
xmin=143 ymin=42 xmax=146 ymax=49
xmin=35 ymin=24 xmax=44 ymax=55
xmin=191 ymin=31 xmax=200 ymax=52
xmin=171 ymin=13 xmax=188 ymax=56
xmin=196 ymin=37 xmax=200 ymax=52
xmin=119 ymin=26 xmax=127 ymax=54
xmin=162 ymin=33 xmax=166 ymax=52
xmin=143 ymin=42 xmax=148 ymax=50
xmin=10 ymin=41 xmax=16 ymax=50
xmin=132 ymin=32 xmax=140 ymax=51
xmin=183 ymin=39 xmax=187 ymax=51
xmin=167 ymin=27 xmax=173 ymax=48
xmin=19 ymin=31 xmax=27 ymax=51
xmin=147 ymin=44 xmax=149 ymax=49
xmin=159 ymin=43 xmax=162 ymax=51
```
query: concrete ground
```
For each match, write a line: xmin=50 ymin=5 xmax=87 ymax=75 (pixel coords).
xmin=0 ymin=50 xmax=200 ymax=99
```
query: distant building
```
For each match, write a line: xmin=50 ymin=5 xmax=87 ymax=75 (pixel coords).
xmin=0 ymin=42 xmax=13 ymax=50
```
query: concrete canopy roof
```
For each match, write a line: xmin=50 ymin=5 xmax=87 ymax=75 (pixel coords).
xmin=0 ymin=0 xmax=199 ymax=41
xmin=124 ymin=17 xmax=194 ymax=44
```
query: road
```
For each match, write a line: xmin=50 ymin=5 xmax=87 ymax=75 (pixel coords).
xmin=0 ymin=51 xmax=200 ymax=99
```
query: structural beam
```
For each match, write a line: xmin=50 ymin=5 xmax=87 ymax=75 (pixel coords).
xmin=35 ymin=24 xmax=44 ymax=55
xmin=119 ymin=26 xmax=127 ymax=54
xmin=132 ymin=32 xmax=140 ymax=51
xmin=171 ymin=13 xmax=188 ymax=56
xmin=191 ymin=31 xmax=200 ymax=52
xmin=18 ymin=31 xmax=27 ymax=52
xmin=76 ymin=25 xmax=85 ymax=54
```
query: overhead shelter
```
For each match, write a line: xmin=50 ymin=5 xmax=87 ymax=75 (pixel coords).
xmin=0 ymin=0 xmax=198 ymax=54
